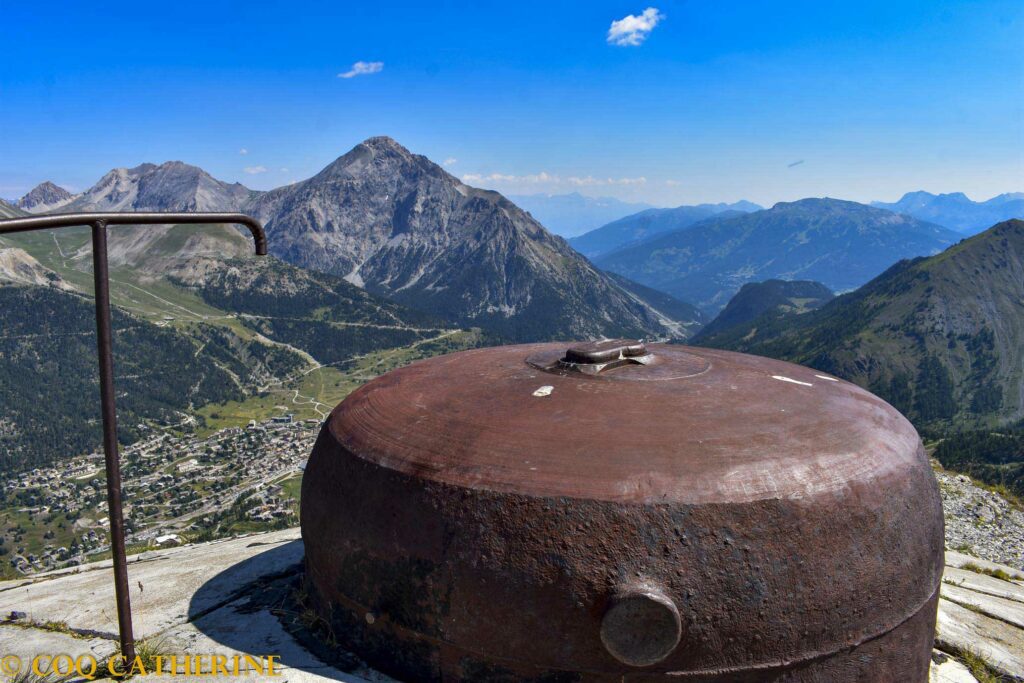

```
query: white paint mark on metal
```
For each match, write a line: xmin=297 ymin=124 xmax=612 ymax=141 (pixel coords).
xmin=532 ymin=385 xmax=554 ymax=397
xmin=814 ymin=374 xmax=839 ymax=382
xmin=771 ymin=375 xmax=813 ymax=387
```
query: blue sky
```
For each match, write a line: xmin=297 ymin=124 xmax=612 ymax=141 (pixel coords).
xmin=1 ymin=0 xmax=1021 ymax=207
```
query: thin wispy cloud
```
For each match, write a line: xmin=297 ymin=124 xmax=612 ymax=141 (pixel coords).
xmin=461 ymin=172 xmax=647 ymax=189
xmin=607 ymin=8 xmax=663 ymax=47
xmin=443 ymin=158 xmax=458 ymax=167
xmin=462 ymin=172 xmax=558 ymax=185
xmin=788 ymin=159 xmax=805 ymax=168
xmin=665 ymin=179 xmax=681 ymax=186
xmin=568 ymin=175 xmax=647 ymax=186
xmin=239 ymin=148 xmax=248 ymax=155
xmin=243 ymin=165 xmax=268 ymax=175
xmin=338 ymin=61 xmax=384 ymax=79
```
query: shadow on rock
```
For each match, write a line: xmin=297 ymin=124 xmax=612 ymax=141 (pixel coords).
xmin=186 ymin=538 xmax=368 ymax=678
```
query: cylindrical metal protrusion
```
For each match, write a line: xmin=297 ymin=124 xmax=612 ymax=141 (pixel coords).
xmin=600 ymin=585 xmax=682 ymax=667
xmin=564 ymin=339 xmax=648 ymax=364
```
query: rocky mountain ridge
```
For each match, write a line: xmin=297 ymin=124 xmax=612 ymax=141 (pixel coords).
xmin=873 ymin=190 xmax=1024 ymax=235
xmin=13 ymin=139 xmax=698 ymax=341
xmin=14 ymin=181 xmax=75 ymax=213
xmin=246 ymin=137 xmax=695 ymax=340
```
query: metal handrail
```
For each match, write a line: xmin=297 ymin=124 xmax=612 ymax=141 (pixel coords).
xmin=0 ymin=212 xmax=267 ymax=664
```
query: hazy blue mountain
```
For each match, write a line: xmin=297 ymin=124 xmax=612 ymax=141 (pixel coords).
xmin=596 ymin=198 xmax=959 ymax=313
xmin=693 ymin=279 xmax=833 ymax=342
xmin=872 ymin=191 xmax=1024 ymax=234
xmin=569 ymin=201 xmax=761 ymax=258
xmin=507 ymin=192 xmax=654 ymax=238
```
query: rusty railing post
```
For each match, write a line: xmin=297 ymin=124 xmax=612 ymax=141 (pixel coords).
xmin=0 ymin=212 xmax=266 ymax=667
xmin=90 ymin=219 xmax=136 ymax=663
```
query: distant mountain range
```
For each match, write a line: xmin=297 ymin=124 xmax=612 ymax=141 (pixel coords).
xmin=693 ymin=279 xmax=833 ymax=342
xmin=507 ymin=192 xmax=654 ymax=238
xmin=11 ymin=138 xmax=700 ymax=342
xmin=872 ymin=191 xmax=1024 ymax=235
xmin=694 ymin=219 xmax=1024 ymax=427
xmin=569 ymin=201 xmax=761 ymax=258
xmin=594 ymin=198 xmax=960 ymax=313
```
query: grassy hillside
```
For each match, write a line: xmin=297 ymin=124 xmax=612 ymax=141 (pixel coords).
xmin=694 ymin=220 xmax=1024 ymax=496
xmin=693 ymin=279 xmax=832 ymax=342
xmin=0 ymin=223 xmax=468 ymax=475
xmin=695 ymin=220 xmax=1024 ymax=427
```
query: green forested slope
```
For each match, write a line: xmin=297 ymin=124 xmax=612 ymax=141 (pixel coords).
xmin=0 ymin=284 xmax=300 ymax=472
xmin=695 ymin=220 xmax=1024 ymax=428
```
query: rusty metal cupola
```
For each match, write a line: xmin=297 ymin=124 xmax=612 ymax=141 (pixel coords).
xmin=301 ymin=340 xmax=945 ymax=682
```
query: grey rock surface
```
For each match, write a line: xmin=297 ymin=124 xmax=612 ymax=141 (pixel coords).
xmin=938 ymin=470 xmax=1024 ymax=571
xmin=942 ymin=582 xmax=1024 ymax=629
xmin=246 ymin=136 xmax=694 ymax=340
xmin=936 ymin=598 xmax=1024 ymax=680
xmin=0 ymin=527 xmax=1019 ymax=681
xmin=15 ymin=180 xmax=75 ymax=213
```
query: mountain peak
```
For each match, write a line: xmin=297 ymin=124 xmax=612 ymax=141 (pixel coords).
xmin=312 ymin=136 xmax=428 ymax=183
xmin=873 ymin=191 xmax=1024 ymax=234
xmin=245 ymin=137 xmax=689 ymax=340
xmin=898 ymin=190 xmax=938 ymax=202
xmin=16 ymin=181 xmax=75 ymax=213
xmin=771 ymin=197 xmax=865 ymax=211
xmin=360 ymin=135 xmax=405 ymax=151
xmin=58 ymin=160 xmax=254 ymax=214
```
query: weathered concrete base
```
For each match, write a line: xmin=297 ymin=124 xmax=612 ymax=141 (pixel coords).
xmin=0 ymin=529 xmax=1019 ymax=682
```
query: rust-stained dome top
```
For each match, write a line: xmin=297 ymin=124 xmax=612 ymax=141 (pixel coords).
xmin=328 ymin=340 xmax=920 ymax=504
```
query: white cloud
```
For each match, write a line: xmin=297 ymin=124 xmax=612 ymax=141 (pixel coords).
xmin=338 ymin=61 xmax=384 ymax=79
xmin=607 ymin=7 xmax=663 ymax=46
xmin=239 ymin=148 xmax=248 ymax=155
xmin=665 ymin=179 xmax=681 ymax=186
xmin=243 ymin=165 xmax=268 ymax=175
xmin=462 ymin=171 xmax=558 ymax=185
xmin=461 ymin=171 xmax=648 ymax=189
xmin=443 ymin=158 xmax=458 ymax=167
xmin=568 ymin=175 xmax=647 ymax=186
xmin=280 ymin=167 xmax=289 ymax=173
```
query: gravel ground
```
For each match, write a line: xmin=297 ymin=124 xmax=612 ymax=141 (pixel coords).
xmin=935 ymin=463 xmax=1024 ymax=571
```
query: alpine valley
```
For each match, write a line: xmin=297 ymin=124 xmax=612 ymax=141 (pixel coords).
xmin=2 ymin=137 xmax=1023 ymax=578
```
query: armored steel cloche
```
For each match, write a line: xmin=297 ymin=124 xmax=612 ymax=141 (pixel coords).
xmin=301 ymin=340 xmax=944 ymax=682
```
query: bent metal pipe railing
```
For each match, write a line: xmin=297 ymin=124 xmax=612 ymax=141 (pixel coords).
xmin=0 ymin=212 xmax=266 ymax=664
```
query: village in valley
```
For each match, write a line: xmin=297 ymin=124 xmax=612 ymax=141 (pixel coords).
xmin=0 ymin=415 xmax=316 ymax=576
